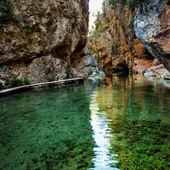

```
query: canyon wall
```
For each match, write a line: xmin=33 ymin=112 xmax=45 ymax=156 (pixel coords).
xmin=89 ymin=0 xmax=170 ymax=77
xmin=134 ymin=0 xmax=170 ymax=71
xmin=0 ymin=0 xmax=89 ymax=89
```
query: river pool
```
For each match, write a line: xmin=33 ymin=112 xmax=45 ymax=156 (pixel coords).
xmin=1 ymin=76 xmax=170 ymax=170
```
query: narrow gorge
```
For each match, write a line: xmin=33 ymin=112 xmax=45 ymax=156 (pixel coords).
xmin=89 ymin=0 xmax=170 ymax=81
xmin=1 ymin=0 xmax=170 ymax=170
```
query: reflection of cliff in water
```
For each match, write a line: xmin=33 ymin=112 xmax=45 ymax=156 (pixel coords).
xmin=95 ymin=75 xmax=170 ymax=169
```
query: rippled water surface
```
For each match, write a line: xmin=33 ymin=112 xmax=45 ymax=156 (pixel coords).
xmin=1 ymin=76 xmax=170 ymax=170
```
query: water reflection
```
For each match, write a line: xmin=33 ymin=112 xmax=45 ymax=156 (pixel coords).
xmin=92 ymin=75 xmax=170 ymax=170
xmin=89 ymin=90 xmax=119 ymax=170
xmin=1 ymin=76 xmax=170 ymax=169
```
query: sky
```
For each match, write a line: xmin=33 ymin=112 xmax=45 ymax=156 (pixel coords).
xmin=89 ymin=0 xmax=104 ymax=31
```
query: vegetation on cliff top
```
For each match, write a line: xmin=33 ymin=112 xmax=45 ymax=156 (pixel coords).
xmin=108 ymin=0 xmax=148 ymax=9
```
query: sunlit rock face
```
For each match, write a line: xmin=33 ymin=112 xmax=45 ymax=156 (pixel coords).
xmin=89 ymin=7 xmax=132 ymax=75
xmin=134 ymin=0 xmax=170 ymax=72
xmin=89 ymin=0 xmax=170 ymax=77
xmin=0 ymin=0 xmax=89 ymax=89
xmin=88 ymin=0 xmax=151 ymax=76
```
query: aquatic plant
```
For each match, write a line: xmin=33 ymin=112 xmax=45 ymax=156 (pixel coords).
xmin=110 ymin=117 xmax=170 ymax=170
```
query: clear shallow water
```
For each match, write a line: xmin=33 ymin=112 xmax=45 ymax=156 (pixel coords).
xmin=89 ymin=90 xmax=119 ymax=170
xmin=1 ymin=76 xmax=170 ymax=169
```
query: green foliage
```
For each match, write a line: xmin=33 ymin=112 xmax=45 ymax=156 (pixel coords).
xmin=13 ymin=13 xmax=26 ymax=24
xmin=0 ymin=0 xmax=13 ymax=30
xmin=129 ymin=0 xmax=143 ymax=8
xmin=125 ymin=0 xmax=130 ymax=8
xmin=0 ymin=0 xmax=26 ymax=31
xmin=128 ymin=0 xmax=150 ymax=9
xmin=92 ymin=12 xmax=105 ymax=34
xmin=66 ymin=65 xmax=71 ymax=79
xmin=108 ymin=0 xmax=148 ymax=10
xmin=95 ymin=20 xmax=104 ymax=32
xmin=10 ymin=75 xmax=30 ymax=87
xmin=129 ymin=68 xmax=133 ymax=75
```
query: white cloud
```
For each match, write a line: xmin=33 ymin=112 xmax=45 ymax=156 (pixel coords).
xmin=89 ymin=0 xmax=104 ymax=31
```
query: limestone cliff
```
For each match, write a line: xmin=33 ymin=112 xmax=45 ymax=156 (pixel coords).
xmin=0 ymin=0 xmax=89 ymax=89
xmin=134 ymin=0 xmax=170 ymax=71
xmin=89 ymin=0 xmax=170 ymax=77
xmin=88 ymin=6 xmax=134 ymax=75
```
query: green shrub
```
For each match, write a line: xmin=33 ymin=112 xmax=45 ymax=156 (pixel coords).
xmin=0 ymin=0 xmax=26 ymax=31
xmin=10 ymin=75 xmax=30 ymax=87
xmin=66 ymin=65 xmax=71 ymax=79
xmin=0 ymin=0 xmax=13 ymax=30
xmin=94 ymin=13 xmax=105 ymax=33
xmin=13 ymin=13 xmax=26 ymax=24
xmin=125 ymin=0 xmax=130 ymax=8
xmin=108 ymin=0 xmax=148 ymax=10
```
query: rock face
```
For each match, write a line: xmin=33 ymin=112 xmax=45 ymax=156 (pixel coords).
xmin=134 ymin=0 xmax=170 ymax=72
xmin=71 ymin=45 xmax=105 ymax=81
xmin=89 ymin=0 xmax=170 ymax=78
xmin=89 ymin=7 xmax=132 ymax=75
xmin=88 ymin=0 xmax=151 ymax=76
xmin=0 ymin=0 xmax=89 ymax=89
xmin=144 ymin=64 xmax=170 ymax=79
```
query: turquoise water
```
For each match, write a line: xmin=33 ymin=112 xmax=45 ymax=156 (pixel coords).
xmin=1 ymin=76 xmax=170 ymax=169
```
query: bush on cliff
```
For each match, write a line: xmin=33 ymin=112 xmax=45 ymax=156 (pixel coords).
xmin=0 ymin=0 xmax=13 ymax=30
xmin=108 ymin=0 xmax=148 ymax=9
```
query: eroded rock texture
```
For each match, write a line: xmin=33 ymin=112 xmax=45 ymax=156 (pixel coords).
xmin=89 ymin=0 xmax=170 ymax=77
xmin=0 ymin=0 xmax=89 ymax=89
xmin=134 ymin=0 xmax=170 ymax=72
xmin=88 ymin=0 xmax=151 ymax=76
